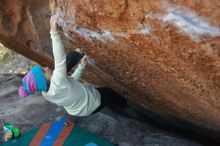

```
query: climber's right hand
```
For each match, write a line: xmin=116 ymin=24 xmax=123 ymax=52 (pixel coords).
xmin=50 ymin=15 xmax=58 ymax=32
xmin=80 ymin=55 xmax=89 ymax=67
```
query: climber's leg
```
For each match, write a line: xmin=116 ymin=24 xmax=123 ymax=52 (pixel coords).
xmin=93 ymin=87 xmax=127 ymax=113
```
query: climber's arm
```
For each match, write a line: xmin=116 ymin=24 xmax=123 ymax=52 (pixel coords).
xmin=71 ymin=64 xmax=85 ymax=81
xmin=71 ymin=55 xmax=88 ymax=81
xmin=50 ymin=15 xmax=67 ymax=79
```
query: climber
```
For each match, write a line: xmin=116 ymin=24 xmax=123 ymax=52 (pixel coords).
xmin=18 ymin=15 xmax=127 ymax=116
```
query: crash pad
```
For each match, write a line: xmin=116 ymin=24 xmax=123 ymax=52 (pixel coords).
xmin=0 ymin=117 xmax=113 ymax=146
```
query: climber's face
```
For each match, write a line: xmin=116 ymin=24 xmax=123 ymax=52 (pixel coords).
xmin=42 ymin=66 xmax=53 ymax=81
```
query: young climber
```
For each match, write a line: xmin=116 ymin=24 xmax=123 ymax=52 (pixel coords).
xmin=18 ymin=15 xmax=127 ymax=116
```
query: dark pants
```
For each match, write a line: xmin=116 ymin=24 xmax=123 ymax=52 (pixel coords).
xmin=93 ymin=87 xmax=127 ymax=114
xmin=50 ymin=51 xmax=84 ymax=72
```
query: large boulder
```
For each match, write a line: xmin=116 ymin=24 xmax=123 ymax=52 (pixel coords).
xmin=0 ymin=0 xmax=220 ymax=141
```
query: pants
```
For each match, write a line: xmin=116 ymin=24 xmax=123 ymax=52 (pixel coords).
xmin=50 ymin=51 xmax=84 ymax=72
xmin=93 ymin=87 xmax=127 ymax=114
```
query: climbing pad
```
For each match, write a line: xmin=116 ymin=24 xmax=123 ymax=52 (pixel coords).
xmin=0 ymin=117 xmax=113 ymax=146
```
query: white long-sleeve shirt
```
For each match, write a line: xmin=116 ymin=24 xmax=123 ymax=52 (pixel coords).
xmin=42 ymin=31 xmax=101 ymax=116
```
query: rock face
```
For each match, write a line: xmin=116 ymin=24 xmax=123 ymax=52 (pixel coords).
xmin=0 ymin=0 xmax=220 ymax=141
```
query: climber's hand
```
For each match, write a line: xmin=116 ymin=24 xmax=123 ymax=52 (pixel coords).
xmin=50 ymin=15 xmax=58 ymax=32
xmin=80 ymin=55 xmax=89 ymax=66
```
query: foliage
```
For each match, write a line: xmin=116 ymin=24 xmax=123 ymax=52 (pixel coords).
xmin=49 ymin=0 xmax=57 ymax=15
xmin=0 ymin=44 xmax=16 ymax=62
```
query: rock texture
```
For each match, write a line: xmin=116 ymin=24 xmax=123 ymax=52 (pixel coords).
xmin=0 ymin=74 xmax=201 ymax=145
xmin=0 ymin=0 xmax=220 ymax=141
